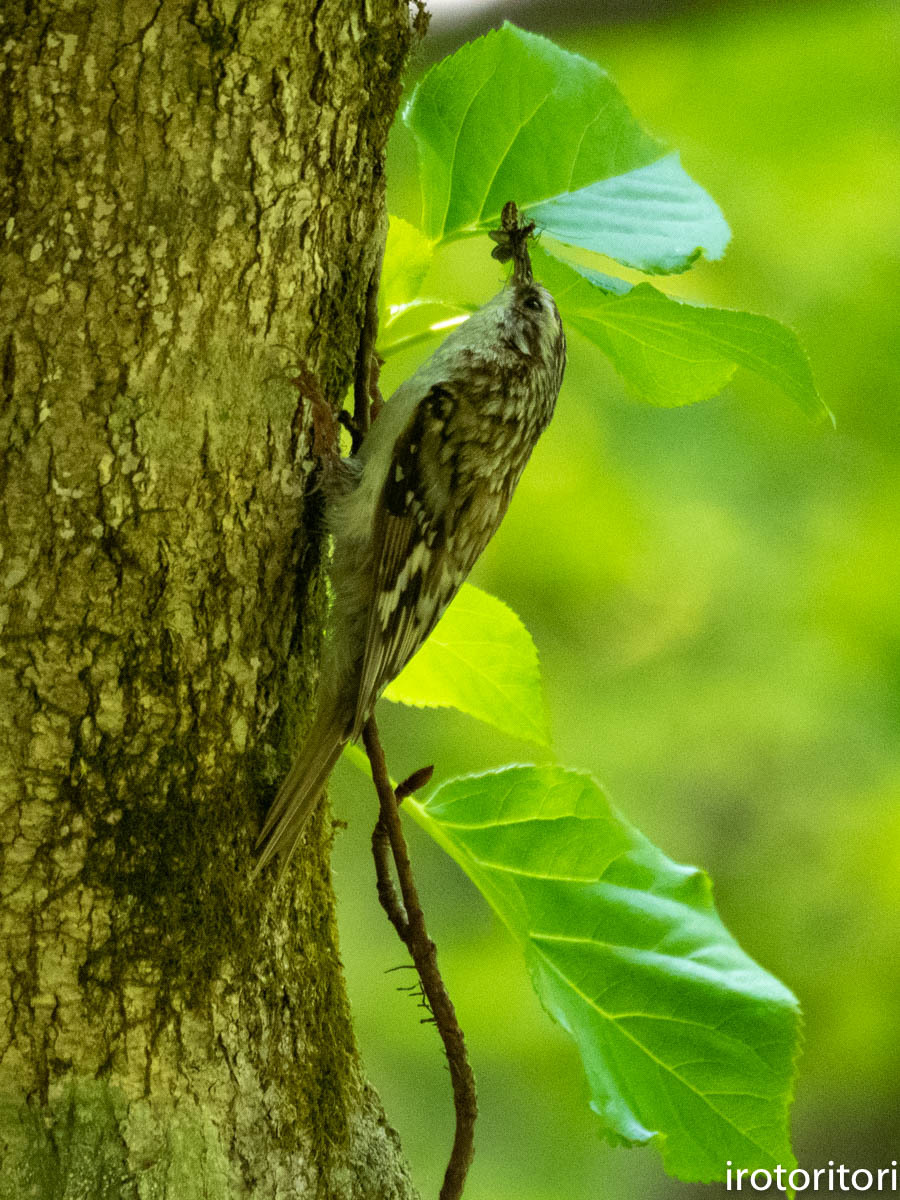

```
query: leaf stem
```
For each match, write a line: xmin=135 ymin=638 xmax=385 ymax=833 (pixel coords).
xmin=380 ymin=320 xmax=468 ymax=360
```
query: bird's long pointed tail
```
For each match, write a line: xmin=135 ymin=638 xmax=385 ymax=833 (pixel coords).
xmin=254 ymin=703 xmax=347 ymax=877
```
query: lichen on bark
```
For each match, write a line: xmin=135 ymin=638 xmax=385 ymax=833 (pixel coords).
xmin=0 ymin=1 xmax=422 ymax=1195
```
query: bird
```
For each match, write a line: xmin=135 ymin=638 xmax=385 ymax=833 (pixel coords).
xmin=256 ymin=246 xmax=566 ymax=875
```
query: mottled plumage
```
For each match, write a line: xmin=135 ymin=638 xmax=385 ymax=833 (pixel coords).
xmin=256 ymin=274 xmax=566 ymax=873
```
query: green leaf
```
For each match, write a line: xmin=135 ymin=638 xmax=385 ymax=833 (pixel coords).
xmin=527 ymin=153 xmax=730 ymax=274
xmin=534 ymin=246 xmax=831 ymax=421
xmin=383 ymin=583 xmax=550 ymax=746
xmin=403 ymin=23 xmax=728 ymax=273
xmin=379 ymin=216 xmax=433 ymax=325
xmin=407 ymin=765 xmax=801 ymax=1182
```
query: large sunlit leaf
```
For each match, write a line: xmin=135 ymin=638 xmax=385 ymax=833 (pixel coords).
xmin=384 ymin=583 xmax=550 ymax=746
xmin=404 ymin=23 xmax=728 ymax=272
xmin=408 ymin=766 xmax=801 ymax=1182
xmin=534 ymin=247 xmax=830 ymax=420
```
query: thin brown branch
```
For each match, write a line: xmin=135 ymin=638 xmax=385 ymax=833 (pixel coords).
xmin=372 ymin=811 xmax=410 ymax=942
xmin=363 ymin=719 xmax=477 ymax=1200
xmin=371 ymin=765 xmax=434 ymax=952
xmin=353 ymin=249 xmax=384 ymax=445
xmin=358 ymin=234 xmax=474 ymax=1197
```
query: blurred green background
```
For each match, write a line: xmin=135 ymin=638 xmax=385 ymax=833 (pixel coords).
xmin=329 ymin=2 xmax=900 ymax=1196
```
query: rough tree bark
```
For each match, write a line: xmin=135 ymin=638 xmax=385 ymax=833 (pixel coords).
xmin=0 ymin=2 xmax=423 ymax=1195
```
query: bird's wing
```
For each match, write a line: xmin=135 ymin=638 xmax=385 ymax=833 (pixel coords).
xmin=350 ymin=384 xmax=478 ymax=736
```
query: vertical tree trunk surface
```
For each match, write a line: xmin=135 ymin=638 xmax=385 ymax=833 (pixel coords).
xmin=0 ymin=2 xmax=420 ymax=1195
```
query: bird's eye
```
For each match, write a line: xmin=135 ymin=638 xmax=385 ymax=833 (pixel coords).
xmin=523 ymin=295 xmax=542 ymax=312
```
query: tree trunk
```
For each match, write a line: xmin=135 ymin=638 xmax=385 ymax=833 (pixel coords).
xmin=0 ymin=2 xmax=421 ymax=1195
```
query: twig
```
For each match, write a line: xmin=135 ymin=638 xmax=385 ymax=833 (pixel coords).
xmin=371 ymin=768 xmax=434 ymax=940
xmin=351 ymin=249 xmax=384 ymax=448
xmin=357 ymin=225 xmax=476 ymax=1197
xmin=372 ymin=807 xmax=409 ymax=942
xmin=363 ymin=719 xmax=477 ymax=1200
